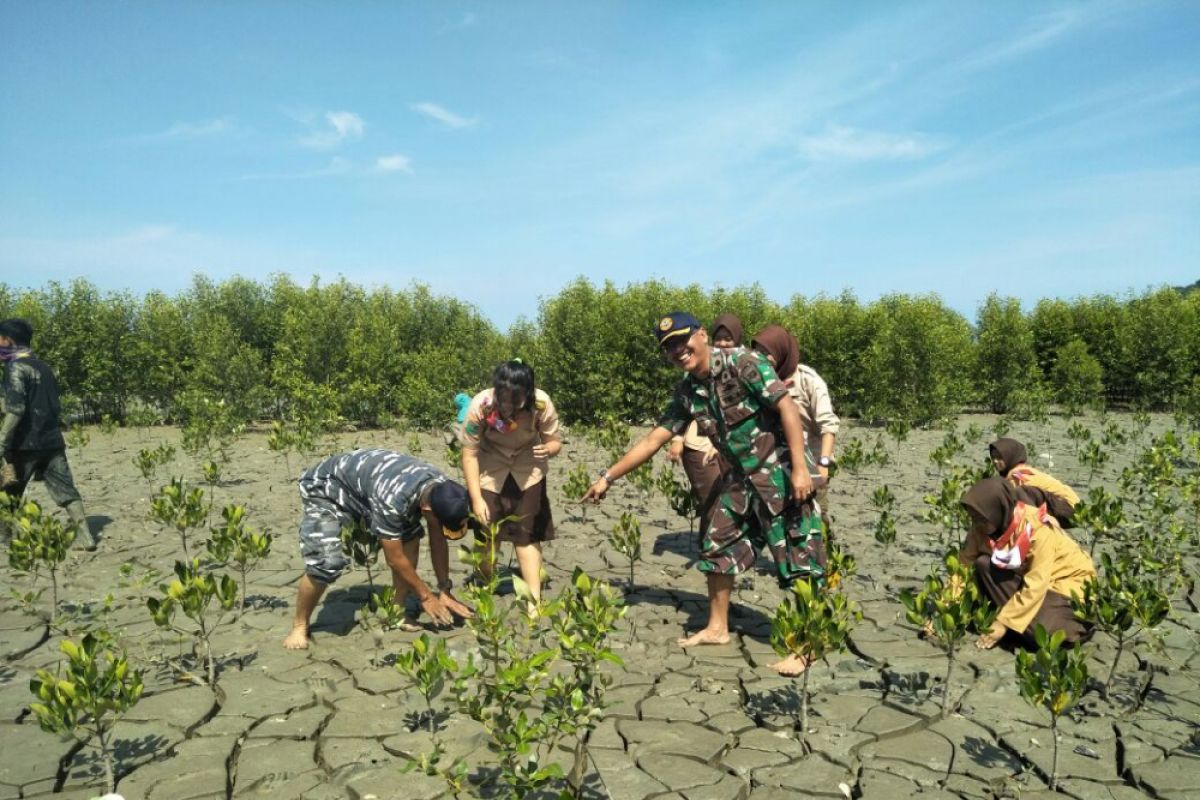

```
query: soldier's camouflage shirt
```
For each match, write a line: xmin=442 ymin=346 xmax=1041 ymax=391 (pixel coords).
xmin=298 ymin=449 xmax=447 ymax=540
xmin=658 ymin=347 xmax=794 ymax=512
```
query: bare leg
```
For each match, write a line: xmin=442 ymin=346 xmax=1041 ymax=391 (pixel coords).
xmin=678 ymin=573 xmax=733 ymax=647
xmin=392 ymin=538 xmax=421 ymax=608
xmin=283 ymin=574 xmax=328 ymax=649
xmin=514 ymin=542 xmax=543 ymax=604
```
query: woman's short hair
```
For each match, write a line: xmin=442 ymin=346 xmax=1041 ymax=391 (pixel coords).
xmin=492 ymin=360 xmax=535 ymax=412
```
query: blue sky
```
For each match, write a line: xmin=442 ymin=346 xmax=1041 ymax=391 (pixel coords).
xmin=1 ymin=1 xmax=1197 ymax=328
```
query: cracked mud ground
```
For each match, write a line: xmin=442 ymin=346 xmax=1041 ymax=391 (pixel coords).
xmin=1 ymin=413 xmax=1197 ymax=799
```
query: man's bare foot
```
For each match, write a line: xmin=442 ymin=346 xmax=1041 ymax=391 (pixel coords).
xmin=282 ymin=626 xmax=311 ymax=650
xmin=677 ymin=629 xmax=731 ymax=648
xmin=769 ymin=653 xmax=810 ymax=676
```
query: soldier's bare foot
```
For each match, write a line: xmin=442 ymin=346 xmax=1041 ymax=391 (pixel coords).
xmin=677 ymin=629 xmax=731 ymax=648
xmin=282 ymin=626 xmax=311 ymax=650
xmin=769 ymin=654 xmax=810 ymax=676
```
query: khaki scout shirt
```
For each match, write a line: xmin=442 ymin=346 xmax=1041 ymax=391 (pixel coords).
xmin=459 ymin=388 xmax=561 ymax=492
xmin=993 ymin=508 xmax=1096 ymax=634
xmin=782 ymin=364 xmax=839 ymax=459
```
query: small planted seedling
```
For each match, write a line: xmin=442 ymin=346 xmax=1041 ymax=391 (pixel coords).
xmin=150 ymin=477 xmax=207 ymax=559
xmin=205 ymin=504 xmax=273 ymax=610
xmin=340 ymin=520 xmax=381 ymax=592
xmin=900 ymin=553 xmax=998 ymax=717
xmin=266 ymin=420 xmax=297 ymax=478
xmin=992 ymin=416 xmax=1012 ymax=438
xmin=361 ymin=587 xmax=408 ymax=665
xmin=873 ymin=509 xmax=897 ymax=554
xmin=132 ymin=443 xmax=177 ymax=495
xmin=7 ymin=500 xmax=76 ymax=622
xmin=29 ymin=633 xmax=144 ymax=795
xmin=769 ymin=578 xmax=858 ymax=753
xmin=1066 ymin=421 xmax=1092 ymax=460
xmin=562 ymin=461 xmax=593 ymax=522
xmin=929 ymin=429 xmax=964 ymax=474
xmin=1100 ymin=420 xmax=1128 ymax=450
xmin=921 ymin=469 xmax=971 ymax=549
xmin=1015 ymin=626 xmax=1090 ymax=791
xmin=396 ymin=632 xmax=459 ymax=733
xmin=885 ymin=418 xmax=910 ymax=460
xmin=1079 ymin=441 xmax=1109 ymax=486
xmin=146 ymin=558 xmax=239 ymax=687
xmin=608 ymin=511 xmax=643 ymax=589
xmin=1070 ymin=552 xmax=1170 ymax=696
xmin=66 ymin=425 xmax=91 ymax=453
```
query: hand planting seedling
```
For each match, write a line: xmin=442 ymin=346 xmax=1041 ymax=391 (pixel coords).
xmin=149 ymin=477 xmax=206 ymax=559
xmin=146 ymin=558 xmax=239 ymax=687
xmin=1015 ymin=625 xmax=1090 ymax=791
xmin=769 ymin=578 xmax=859 ymax=752
xmin=205 ymin=504 xmax=273 ymax=610
xmin=900 ymin=553 xmax=998 ymax=717
xmin=29 ymin=634 xmax=144 ymax=795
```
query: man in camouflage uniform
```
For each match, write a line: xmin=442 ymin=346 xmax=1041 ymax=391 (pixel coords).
xmin=0 ymin=319 xmax=97 ymax=550
xmin=583 ymin=313 xmax=824 ymax=675
xmin=283 ymin=448 xmax=474 ymax=649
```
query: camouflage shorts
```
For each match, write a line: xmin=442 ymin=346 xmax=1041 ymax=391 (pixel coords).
xmin=298 ymin=497 xmax=354 ymax=584
xmin=697 ymin=479 xmax=826 ymax=586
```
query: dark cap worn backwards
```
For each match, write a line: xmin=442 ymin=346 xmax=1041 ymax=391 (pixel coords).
xmin=429 ymin=480 xmax=471 ymax=539
xmin=0 ymin=319 xmax=33 ymax=346
xmin=654 ymin=312 xmax=702 ymax=347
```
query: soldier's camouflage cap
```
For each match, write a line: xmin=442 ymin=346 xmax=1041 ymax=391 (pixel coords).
xmin=654 ymin=312 xmax=702 ymax=347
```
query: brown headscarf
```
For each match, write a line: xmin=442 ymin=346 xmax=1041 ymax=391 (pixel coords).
xmin=710 ymin=314 xmax=744 ymax=347
xmin=960 ymin=477 xmax=1024 ymax=538
xmin=751 ymin=325 xmax=799 ymax=380
xmin=988 ymin=438 xmax=1028 ymax=477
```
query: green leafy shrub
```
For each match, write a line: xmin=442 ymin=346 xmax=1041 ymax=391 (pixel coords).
xmin=205 ymin=504 xmax=273 ymax=610
xmin=1015 ymin=626 xmax=1090 ymax=791
xmin=7 ymin=500 xmax=76 ymax=621
xmin=608 ymin=511 xmax=643 ymax=588
xmin=146 ymin=559 xmax=239 ymax=686
xmin=149 ymin=477 xmax=207 ymax=559
xmin=29 ymin=634 xmax=145 ymax=795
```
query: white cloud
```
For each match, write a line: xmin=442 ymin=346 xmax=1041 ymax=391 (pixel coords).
xmin=122 ymin=117 xmax=236 ymax=143
xmin=798 ymin=125 xmax=945 ymax=162
xmin=299 ymin=111 xmax=365 ymax=148
xmin=410 ymin=102 xmax=477 ymax=130
xmin=375 ymin=154 xmax=413 ymax=173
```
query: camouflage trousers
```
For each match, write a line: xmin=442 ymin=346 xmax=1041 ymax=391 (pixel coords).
xmin=697 ymin=473 xmax=826 ymax=587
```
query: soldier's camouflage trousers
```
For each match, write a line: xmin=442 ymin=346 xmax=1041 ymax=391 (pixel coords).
xmin=697 ymin=475 xmax=826 ymax=586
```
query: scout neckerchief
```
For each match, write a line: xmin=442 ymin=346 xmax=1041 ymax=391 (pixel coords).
xmin=990 ymin=501 xmax=1050 ymax=571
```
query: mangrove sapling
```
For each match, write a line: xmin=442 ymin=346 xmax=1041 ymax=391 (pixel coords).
xmin=359 ymin=587 xmax=408 ymax=666
xmin=266 ymin=420 xmax=297 ymax=478
xmin=1014 ymin=626 xmax=1090 ymax=791
xmin=562 ymin=461 xmax=593 ymax=522
xmin=836 ymin=438 xmax=867 ymax=475
xmin=824 ymin=539 xmax=857 ymax=590
xmin=407 ymin=431 xmax=423 ymax=455
xmin=608 ymin=511 xmax=643 ymax=589
xmin=547 ymin=567 xmax=626 ymax=789
xmin=992 ymin=416 xmax=1012 ymax=439
xmin=900 ymin=553 xmax=998 ymax=717
xmin=65 ymin=425 xmax=90 ymax=454
xmin=453 ymin=534 xmax=566 ymax=798
xmin=205 ymin=504 xmax=273 ymax=610
xmin=1079 ymin=441 xmax=1109 ymax=486
xmin=29 ymin=634 xmax=145 ymax=795
xmin=656 ymin=464 xmax=699 ymax=534
xmin=963 ymin=423 xmax=984 ymax=445
xmin=340 ymin=520 xmax=381 ymax=593
xmin=921 ymin=469 xmax=971 ymax=549
xmin=769 ymin=578 xmax=858 ymax=753
xmin=149 ymin=477 xmax=206 ymax=559
xmin=1072 ymin=487 xmax=1125 ymax=556
xmin=869 ymin=485 xmax=898 ymax=555
xmin=201 ymin=460 xmax=222 ymax=519
xmin=1129 ymin=409 xmax=1152 ymax=450
xmin=626 ymin=463 xmax=657 ymax=506
xmin=132 ymin=443 xmax=177 ymax=497
xmin=395 ymin=632 xmax=460 ymax=740
xmin=146 ymin=558 xmax=239 ymax=687
xmin=1070 ymin=553 xmax=1170 ymax=697
xmin=928 ymin=428 xmax=964 ymax=475
xmin=7 ymin=500 xmax=76 ymax=623
xmin=1100 ymin=420 xmax=1128 ymax=451
xmin=1065 ymin=421 xmax=1092 ymax=461
xmin=885 ymin=418 xmax=910 ymax=460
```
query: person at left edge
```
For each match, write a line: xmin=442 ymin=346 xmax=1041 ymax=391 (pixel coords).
xmin=0 ymin=318 xmax=98 ymax=550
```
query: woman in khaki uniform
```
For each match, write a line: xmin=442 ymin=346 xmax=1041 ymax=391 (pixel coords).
xmin=960 ymin=477 xmax=1095 ymax=649
xmin=989 ymin=438 xmax=1079 ymax=526
xmin=460 ymin=360 xmax=562 ymax=605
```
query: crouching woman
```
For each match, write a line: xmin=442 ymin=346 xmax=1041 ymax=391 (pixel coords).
xmin=960 ymin=477 xmax=1095 ymax=650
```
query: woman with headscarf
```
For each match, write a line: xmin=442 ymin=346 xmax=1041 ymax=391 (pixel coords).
xmin=665 ymin=314 xmax=743 ymax=535
xmin=750 ymin=325 xmax=840 ymax=525
xmin=989 ymin=438 xmax=1079 ymax=526
xmin=959 ymin=477 xmax=1095 ymax=649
